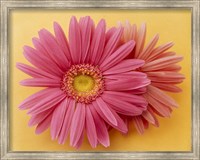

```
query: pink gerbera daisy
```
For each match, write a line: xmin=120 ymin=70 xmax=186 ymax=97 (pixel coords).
xmin=17 ymin=16 xmax=150 ymax=148
xmin=120 ymin=22 xmax=185 ymax=134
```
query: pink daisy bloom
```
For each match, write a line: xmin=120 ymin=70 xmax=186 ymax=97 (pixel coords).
xmin=17 ymin=16 xmax=150 ymax=148
xmin=120 ymin=22 xmax=185 ymax=134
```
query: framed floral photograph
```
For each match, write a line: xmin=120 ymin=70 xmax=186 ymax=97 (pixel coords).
xmin=0 ymin=0 xmax=199 ymax=159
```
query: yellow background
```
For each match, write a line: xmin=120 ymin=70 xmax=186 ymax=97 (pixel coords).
xmin=10 ymin=9 xmax=191 ymax=151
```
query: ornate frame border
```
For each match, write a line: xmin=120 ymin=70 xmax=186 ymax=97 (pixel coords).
xmin=1 ymin=0 xmax=199 ymax=159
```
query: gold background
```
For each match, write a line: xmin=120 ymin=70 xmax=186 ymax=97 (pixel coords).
xmin=10 ymin=9 xmax=191 ymax=151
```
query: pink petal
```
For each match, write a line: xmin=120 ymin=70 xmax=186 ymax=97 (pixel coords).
xmin=94 ymin=97 xmax=117 ymax=126
xmin=85 ymin=106 xmax=98 ymax=148
xmin=20 ymin=78 xmax=60 ymax=87
xmin=89 ymin=104 xmax=110 ymax=147
xmin=142 ymin=56 xmax=183 ymax=71
xmin=69 ymin=16 xmax=82 ymax=64
xmin=142 ymin=109 xmax=156 ymax=124
xmin=143 ymin=93 xmax=172 ymax=117
xmin=19 ymin=88 xmax=60 ymax=110
xmin=28 ymin=108 xmax=54 ymax=126
xmin=102 ymin=93 xmax=146 ymax=116
xmin=58 ymin=99 xmax=75 ymax=144
xmin=16 ymin=63 xmax=59 ymax=79
xmin=103 ymin=59 xmax=144 ymax=75
xmin=38 ymin=29 xmax=69 ymax=70
xmin=90 ymin=19 xmax=106 ymax=65
xmin=32 ymin=37 xmax=51 ymax=57
xmin=35 ymin=112 xmax=53 ymax=134
xmin=133 ymin=116 xmax=145 ymax=134
xmin=147 ymin=85 xmax=178 ymax=108
xmin=70 ymin=103 xmax=85 ymax=147
xmin=23 ymin=46 xmax=63 ymax=77
xmin=103 ymin=91 xmax=147 ymax=107
xmin=145 ymin=42 xmax=174 ymax=62
xmin=105 ymin=27 xmax=117 ymax=43
xmin=50 ymin=98 xmax=68 ymax=140
xmin=100 ymin=27 xmax=123 ymax=64
xmin=105 ymin=77 xmax=150 ymax=91
xmin=74 ymin=129 xmax=84 ymax=149
xmin=27 ymin=90 xmax=66 ymax=115
xmin=152 ymin=51 xmax=176 ymax=60
xmin=79 ymin=16 xmax=94 ymax=63
xmin=138 ymin=34 xmax=159 ymax=60
xmin=151 ymin=82 xmax=182 ymax=92
xmin=134 ymin=23 xmax=146 ymax=58
xmin=53 ymin=22 xmax=71 ymax=62
xmin=100 ymin=40 xmax=135 ymax=71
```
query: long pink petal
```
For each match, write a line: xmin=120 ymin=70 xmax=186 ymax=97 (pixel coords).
xmin=142 ymin=56 xmax=183 ymax=71
xmin=100 ymin=27 xmax=123 ymax=64
xmin=85 ymin=106 xmax=98 ymax=148
xmin=20 ymin=78 xmax=60 ymax=87
xmin=133 ymin=116 xmax=145 ymax=134
xmin=90 ymin=19 xmax=106 ymax=65
xmin=50 ymin=98 xmax=68 ymax=140
xmin=28 ymin=108 xmax=54 ymax=126
xmin=74 ymin=129 xmax=84 ymax=149
xmin=138 ymin=34 xmax=159 ymax=60
xmin=147 ymin=85 xmax=178 ymax=108
xmin=89 ymin=104 xmax=110 ymax=147
xmin=38 ymin=29 xmax=69 ymax=70
xmin=134 ymin=23 xmax=146 ymax=58
xmin=32 ymin=37 xmax=50 ymax=57
xmin=58 ymin=99 xmax=75 ymax=144
xmin=19 ymin=88 xmax=60 ymax=110
xmin=35 ymin=112 xmax=53 ymax=134
xmin=145 ymin=42 xmax=174 ymax=62
xmin=94 ymin=97 xmax=117 ymax=126
xmin=16 ymin=63 xmax=60 ymax=79
xmin=23 ymin=46 xmax=63 ymax=76
xmin=103 ymin=91 xmax=147 ymax=107
xmin=102 ymin=93 xmax=146 ymax=116
xmin=106 ymin=77 xmax=150 ymax=91
xmin=142 ymin=109 xmax=156 ymax=124
xmin=103 ymin=59 xmax=144 ymax=75
xmin=27 ymin=91 xmax=66 ymax=115
xmin=79 ymin=16 xmax=94 ymax=63
xmin=53 ymin=22 xmax=71 ymax=62
xmin=100 ymin=40 xmax=135 ymax=71
xmin=70 ymin=103 xmax=85 ymax=147
xmin=69 ymin=16 xmax=82 ymax=64
xmin=143 ymin=93 xmax=172 ymax=117
xmin=151 ymin=82 xmax=182 ymax=92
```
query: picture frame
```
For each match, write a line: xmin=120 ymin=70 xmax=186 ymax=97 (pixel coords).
xmin=0 ymin=0 xmax=199 ymax=159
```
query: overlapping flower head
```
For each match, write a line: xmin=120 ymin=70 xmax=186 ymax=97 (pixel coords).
xmin=120 ymin=21 xmax=185 ymax=134
xmin=17 ymin=16 xmax=150 ymax=148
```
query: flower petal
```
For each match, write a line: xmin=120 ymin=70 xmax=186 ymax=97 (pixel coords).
xmin=94 ymin=97 xmax=117 ymax=126
xmin=38 ymin=29 xmax=69 ymax=70
xmin=58 ymin=99 xmax=75 ymax=144
xmin=51 ymin=98 xmax=69 ymax=140
xmin=79 ymin=16 xmax=94 ymax=63
xmin=20 ymin=78 xmax=60 ymax=87
xmin=85 ymin=106 xmax=98 ymax=148
xmin=16 ymin=63 xmax=59 ymax=79
xmin=19 ymin=88 xmax=60 ymax=110
xmin=133 ymin=116 xmax=145 ymax=134
xmin=103 ymin=59 xmax=144 ymax=75
xmin=70 ymin=103 xmax=85 ymax=147
xmin=100 ymin=40 xmax=135 ymax=71
xmin=90 ymin=19 xmax=106 ymax=65
xmin=69 ymin=16 xmax=82 ymax=64
xmin=28 ymin=90 xmax=66 ymax=115
xmin=89 ymin=104 xmax=110 ymax=147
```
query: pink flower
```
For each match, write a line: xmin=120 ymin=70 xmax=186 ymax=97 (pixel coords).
xmin=120 ymin=22 xmax=185 ymax=134
xmin=17 ymin=16 xmax=150 ymax=148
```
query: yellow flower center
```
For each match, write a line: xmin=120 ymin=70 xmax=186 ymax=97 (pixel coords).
xmin=73 ymin=75 xmax=95 ymax=92
xmin=61 ymin=64 xmax=104 ymax=104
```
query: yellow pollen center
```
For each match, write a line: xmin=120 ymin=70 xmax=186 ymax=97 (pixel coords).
xmin=73 ymin=75 xmax=95 ymax=92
